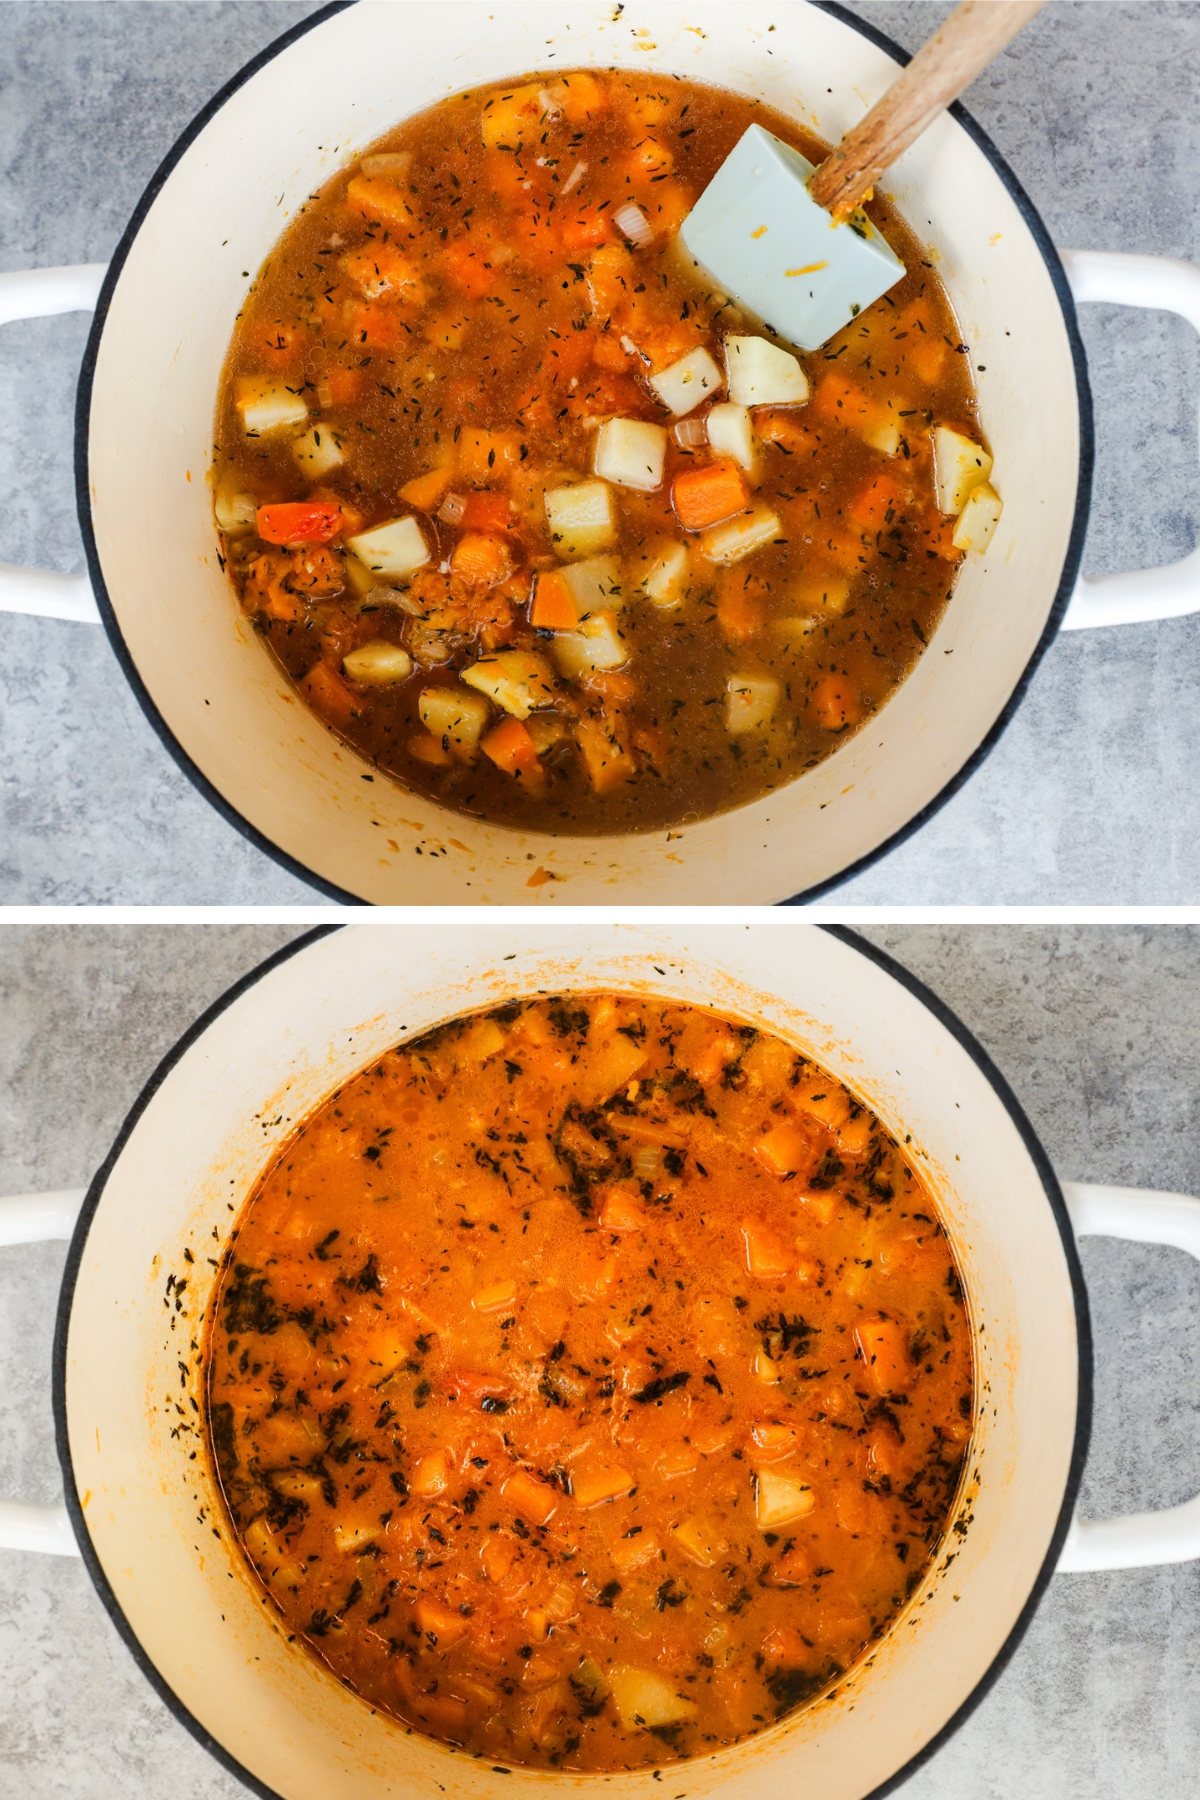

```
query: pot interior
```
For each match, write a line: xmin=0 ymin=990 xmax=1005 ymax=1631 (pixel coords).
xmin=84 ymin=0 xmax=1082 ymax=903
xmin=63 ymin=924 xmax=1081 ymax=1800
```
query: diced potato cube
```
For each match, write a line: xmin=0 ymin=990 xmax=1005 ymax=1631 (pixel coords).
xmin=342 ymin=554 xmax=377 ymax=599
xmin=637 ymin=539 xmax=690 ymax=608
xmin=462 ymin=650 xmax=557 ymax=720
xmin=672 ymin=1515 xmax=721 ymax=1569
xmin=480 ymin=81 xmax=545 ymax=150
xmin=754 ymin=1120 xmax=809 ymax=1177
xmin=792 ymin=576 xmax=850 ymax=615
xmin=575 ymin=709 xmax=637 ymax=793
xmin=504 ymin=1469 xmax=559 ymax=1526
xmin=418 ymin=685 xmax=491 ymax=761
xmin=342 ymin=640 xmax=413 ymax=685
xmin=725 ymin=336 xmax=809 ymax=408
xmin=650 ymin=346 xmax=724 ymax=416
xmin=755 ymin=1468 xmax=816 ymax=1529
xmin=701 ymin=506 xmax=782 ymax=566
xmin=545 ymin=479 xmax=617 ymax=557
xmin=608 ymin=1667 xmax=698 ymax=1730
xmin=552 ymin=611 xmax=628 ymax=681
xmin=740 ymin=1219 xmax=791 ymax=1277
xmin=213 ymin=487 xmax=257 ymax=534
xmin=333 ymin=1520 xmax=380 ymax=1552
xmin=932 ymin=426 xmax=993 ymax=515
xmin=561 ymin=554 xmax=624 ymax=618
xmin=473 ymin=1277 xmax=517 ymax=1314
xmin=572 ymin=1463 xmax=634 ymax=1509
xmin=360 ymin=150 xmax=412 ymax=180
xmin=236 ymin=378 xmax=308 ymax=435
xmin=863 ymin=420 xmax=900 ymax=456
xmin=705 ymin=401 xmax=756 ymax=470
xmin=593 ymin=418 xmax=668 ymax=492
xmin=292 ymin=423 xmax=346 ymax=478
xmin=726 ymin=673 xmax=780 ymax=733
xmin=346 ymin=515 xmax=430 ymax=578
xmin=952 ymin=480 xmax=1003 ymax=553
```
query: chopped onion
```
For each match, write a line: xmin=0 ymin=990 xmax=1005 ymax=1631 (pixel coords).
xmin=561 ymin=161 xmax=587 ymax=196
xmin=360 ymin=151 xmax=412 ymax=179
xmin=537 ymin=88 xmax=564 ymax=119
xmin=633 ymin=1145 xmax=661 ymax=1180
xmin=615 ymin=202 xmax=653 ymax=248
xmin=372 ymin=585 xmax=425 ymax=617
xmin=620 ymin=334 xmax=651 ymax=365
xmin=673 ymin=416 xmax=708 ymax=450
xmin=438 ymin=491 xmax=468 ymax=526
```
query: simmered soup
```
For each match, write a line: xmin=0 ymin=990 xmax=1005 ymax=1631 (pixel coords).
xmin=204 ymin=994 xmax=973 ymax=1771
xmin=211 ymin=71 xmax=1000 ymax=835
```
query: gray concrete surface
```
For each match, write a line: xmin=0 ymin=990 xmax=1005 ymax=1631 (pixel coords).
xmin=0 ymin=2 xmax=1197 ymax=903
xmin=2 ymin=923 xmax=1200 ymax=1796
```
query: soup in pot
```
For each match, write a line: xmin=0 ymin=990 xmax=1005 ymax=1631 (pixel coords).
xmin=203 ymin=994 xmax=974 ymax=1771
xmin=211 ymin=71 xmax=999 ymax=836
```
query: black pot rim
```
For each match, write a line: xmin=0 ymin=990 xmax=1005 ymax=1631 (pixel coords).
xmin=72 ymin=0 xmax=1094 ymax=908
xmin=51 ymin=921 xmax=1093 ymax=1800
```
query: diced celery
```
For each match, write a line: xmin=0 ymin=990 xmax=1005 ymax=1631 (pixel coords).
xmin=650 ymin=346 xmax=724 ymax=417
xmin=236 ymin=378 xmax=308 ymax=436
xmin=544 ymin=479 xmax=617 ymax=557
xmin=705 ymin=401 xmax=756 ymax=470
xmin=725 ymin=336 xmax=809 ymax=407
xmin=346 ymin=515 xmax=430 ymax=578
xmin=342 ymin=641 xmax=413 ymax=685
xmin=726 ymin=673 xmax=780 ymax=733
xmin=700 ymin=505 xmax=782 ymax=565
xmin=418 ymin=685 xmax=491 ymax=760
xmin=952 ymin=480 xmax=1003 ymax=553
xmin=292 ymin=423 xmax=346 ymax=478
xmin=461 ymin=650 xmax=557 ymax=719
xmin=593 ymin=417 xmax=668 ymax=492
xmin=932 ymin=426 xmax=993 ymax=515
xmin=552 ymin=611 xmax=628 ymax=680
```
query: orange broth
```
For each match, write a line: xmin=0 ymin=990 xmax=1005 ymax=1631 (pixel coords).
xmin=203 ymin=993 xmax=973 ymax=1771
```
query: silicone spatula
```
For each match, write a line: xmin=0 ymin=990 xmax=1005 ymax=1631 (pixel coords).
xmin=678 ymin=0 xmax=1045 ymax=353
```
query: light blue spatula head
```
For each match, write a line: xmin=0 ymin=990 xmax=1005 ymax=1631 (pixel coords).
xmin=678 ymin=124 xmax=906 ymax=353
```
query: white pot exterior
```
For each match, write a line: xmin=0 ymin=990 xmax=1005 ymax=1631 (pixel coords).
xmin=59 ymin=923 xmax=1083 ymax=1800
xmin=81 ymin=0 xmax=1084 ymax=904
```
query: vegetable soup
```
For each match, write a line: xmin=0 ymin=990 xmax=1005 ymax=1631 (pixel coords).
xmin=204 ymin=994 xmax=974 ymax=1771
xmin=212 ymin=71 xmax=1000 ymax=836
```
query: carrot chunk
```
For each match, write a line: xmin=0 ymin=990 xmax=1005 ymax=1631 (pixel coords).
xmin=855 ymin=1313 xmax=917 ymax=1394
xmin=482 ymin=716 xmax=546 ymax=792
xmin=671 ymin=460 xmax=750 ymax=531
xmin=461 ymin=491 xmax=513 ymax=531
xmin=849 ymin=474 xmax=906 ymax=530
xmin=811 ymin=675 xmax=862 ymax=733
xmin=503 ymin=1469 xmax=559 ymax=1527
xmin=256 ymin=501 xmax=343 ymax=545
xmin=400 ymin=467 xmax=454 ymax=512
xmin=529 ymin=569 xmax=578 ymax=631
xmin=298 ymin=661 xmax=357 ymax=727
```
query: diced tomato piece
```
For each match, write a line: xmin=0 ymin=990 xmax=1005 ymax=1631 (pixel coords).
xmin=256 ymin=501 xmax=343 ymax=546
xmin=481 ymin=717 xmax=545 ymax=792
xmin=450 ymin=533 xmax=514 ymax=590
xmin=598 ymin=1183 xmax=644 ymax=1234
xmin=671 ymin=460 xmax=749 ymax=531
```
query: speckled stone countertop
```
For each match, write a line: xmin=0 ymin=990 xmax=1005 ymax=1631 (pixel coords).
xmin=0 ymin=1 xmax=1196 ymax=902
xmin=2 ymin=922 xmax=1200 ymax=1797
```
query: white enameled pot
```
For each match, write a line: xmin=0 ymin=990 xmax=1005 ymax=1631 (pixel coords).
xmin=4 ymin=923 xmax=1200 ymax=1800
xmin=2 ymin=2 xmax=1199 ymax=903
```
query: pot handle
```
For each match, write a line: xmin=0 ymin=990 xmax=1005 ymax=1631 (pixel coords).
xmin=0 ymin=1187 xmax=86 ymax=1556
xmin=1058 ymin=1180 xmax=1200 ymax=1571
xmin=1059 ymin=250 xmax=1200 ymax=631
xmin=0 ymin=264 xmax=107 ymax=625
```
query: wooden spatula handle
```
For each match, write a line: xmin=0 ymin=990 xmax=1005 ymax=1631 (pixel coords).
xmin=810 ymin=0 xmax=1045 ymax=217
